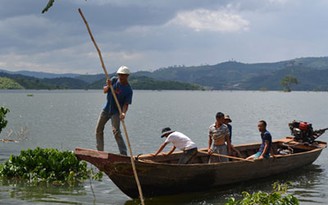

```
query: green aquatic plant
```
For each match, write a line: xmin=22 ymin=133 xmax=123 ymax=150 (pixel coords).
xmin=0 ymin=147 xmax=102 ymax=186
xmin=225 ymin=182 xmax=299 ymax=205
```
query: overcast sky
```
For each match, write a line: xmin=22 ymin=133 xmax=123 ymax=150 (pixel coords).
xmin=1 ymin=0 xmax=328 ymax=74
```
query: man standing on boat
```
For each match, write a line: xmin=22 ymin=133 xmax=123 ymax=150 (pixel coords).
xmin=224 ymin=114 xmax=232 ymax=142
xmin=208 ymin=112 xmax=232 ymax=162
xmin=246 ymin=120 xmax=273 ymax=160
xmin=223 ymin=114 xmax=242 ymax=157
xmin=152 ymin=127 xmax=198 ymax=164
xmin=95 ymin=66 xmax=133 ymax=155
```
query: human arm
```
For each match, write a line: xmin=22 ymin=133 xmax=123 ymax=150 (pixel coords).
xmin=103 ymin=79 xmax=111 ymax=93
xmin=208 ymin=134 xmax=213 ymax=154
xmin=226 ymin=130 xmax=232 ymax=154
xmin=152 ymin=142 xmax=169 ymax=156
xmin=120 ymin=104 xmax=129 ymax=120
xmin=104 ymin=77 xmax=118 ymax=94
xmin=164 ymin=146 xmax=176 ymax=156
xmin=120 ymin=86 xmax=133 ymax=120
xmin=259 ymin=140 xmax=270 ymax=159
xmin=270 ymin=146 xmax=276 ymax=158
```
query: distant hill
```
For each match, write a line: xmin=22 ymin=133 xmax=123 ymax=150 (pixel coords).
xmin=134 ymin=61 xmax=283 ymax=90
xmin=0 ymin=69 xmax=79 ymax=79
xmin=1 ymin=56 xmax=328 ymax=91
xmin=134 ymin=57 xmax=328 ymax=91
xmin=0 ymin=77 xmax=24 ymax=89
xmin=85 ymin=75 xmax=204 ymax=90
xmin=0 ymin=72 xmax=204 ymax=90
xmin=243 ymin=65 xmax=328 ymax=91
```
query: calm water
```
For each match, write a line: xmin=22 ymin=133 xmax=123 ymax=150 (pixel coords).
xmin=0 ymin=90 xmax=327 ymax=204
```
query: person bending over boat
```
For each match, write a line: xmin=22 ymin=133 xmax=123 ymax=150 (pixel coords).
xmin=152 ymin=127 xmax=198 ymax=164
xmin=208 ymin=112 xmax=232 ymax=163
xmin=95 ymin=66 xmax=133 ymax=155
xmin=246 ymin=120 xmax=273 ymax=160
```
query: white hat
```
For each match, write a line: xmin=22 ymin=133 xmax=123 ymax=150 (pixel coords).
xmin=116 ymin=66 xmax=130 ymax=75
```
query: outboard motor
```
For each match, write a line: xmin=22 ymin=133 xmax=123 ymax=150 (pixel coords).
xmin=289 ymin=120 xmax=328 ymax=143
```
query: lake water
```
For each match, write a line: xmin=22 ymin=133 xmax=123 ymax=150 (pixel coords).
xmin=0 ymin=90 xmax=327 ymax=204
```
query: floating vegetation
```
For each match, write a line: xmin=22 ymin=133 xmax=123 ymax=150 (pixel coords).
xmin=225 ymin=182 xmax=299 ymax=205
xmin=0 ymin=147 xmax=102 ymax=186
xmin=27 ymin=94 xmax=34 ymax=97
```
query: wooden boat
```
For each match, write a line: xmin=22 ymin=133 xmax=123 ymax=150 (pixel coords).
xmin=74 ymin=137 xmax=326 ymax=199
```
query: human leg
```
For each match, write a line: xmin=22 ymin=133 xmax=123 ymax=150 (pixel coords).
xmin=208 ymin=145 xmax=219 ymax=163
xmin=178 ymin=148 xmax=198 ymax=164
xmin=246 ymin=151 xmax=261 ymax=160
xmin=217 ymin=145 xmax=229 ymax=162
xmin=95 ymin=111 xmax=110 ymax=151
xmin=111 ymin=114 xmax=127 ymax=155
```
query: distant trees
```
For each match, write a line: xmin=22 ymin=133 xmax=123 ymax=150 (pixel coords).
xmin=0 ymin=77 xmax=24 ymax=89
xmin=281 ymin=76 xmax=298 ymax=92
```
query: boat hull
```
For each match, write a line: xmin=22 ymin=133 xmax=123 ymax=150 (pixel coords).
xmin=75 ymin=138 xmax=326 ymax=198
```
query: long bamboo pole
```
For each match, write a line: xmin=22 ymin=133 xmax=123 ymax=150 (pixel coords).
xmin=198 ymin=150 xmax=254 ymax=162
xmin=78 ymin=8 xmax=145 ymax=205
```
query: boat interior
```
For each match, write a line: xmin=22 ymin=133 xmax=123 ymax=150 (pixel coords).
xmin=136 ymin=137 xmax=326 ymax=164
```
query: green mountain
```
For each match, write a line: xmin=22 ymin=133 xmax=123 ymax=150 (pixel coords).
xmin=0 ymin=72 xmax=87 ymax=89
xmin=243 ymin=65 xmax=328 ymax=91
xmin=87 ymin=76 xmax=204 ymax=90
xmin=1 ymin=56 xmax=328 ymax=91
xmin=0 ymin=72 xmax=204 ymax=90
xmin=134 ymin=57 xmax=328 ymax=91
xmin=0 ymin=77 xmax=24 ymax=89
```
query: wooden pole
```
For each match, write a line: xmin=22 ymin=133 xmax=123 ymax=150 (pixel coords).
xmin=78 ymin=8 xmax=145 ymax=205
xmin=198 ymin=150 xmax=254 ymax=162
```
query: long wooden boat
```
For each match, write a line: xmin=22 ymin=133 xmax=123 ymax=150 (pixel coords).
xmin=74 ymin=137 xmax=326 ymax=199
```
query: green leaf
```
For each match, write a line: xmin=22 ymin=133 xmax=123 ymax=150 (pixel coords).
xmin=42 ymin=0 xmax=55 ymax=14
xmin=0 ymin=147 xmax=102 ymax=186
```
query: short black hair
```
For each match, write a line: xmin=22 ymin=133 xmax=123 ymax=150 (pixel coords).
xmin=259 ymin=120 xmax=267 ymax=127
xmin=216 ymin=112 xmax=224 ymax=119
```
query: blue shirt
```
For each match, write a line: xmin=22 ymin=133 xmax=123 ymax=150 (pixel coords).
xmin=227 ymin=124 xmax=232 ymax=142
xmin=103 ymin=77 xmax=133 ymax=114
xmin=258 ymin=130 xmax=272 ymax=156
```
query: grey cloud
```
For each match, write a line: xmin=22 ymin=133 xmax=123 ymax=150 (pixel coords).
xmin=1 ymin=0 xmax=328 ymax=73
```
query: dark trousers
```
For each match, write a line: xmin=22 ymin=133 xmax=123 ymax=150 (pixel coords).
xmin=178 ymin=148 xmax=198 ymax=164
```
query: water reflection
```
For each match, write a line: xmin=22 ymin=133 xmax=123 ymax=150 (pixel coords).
xmin=0 ymin=180 xmax=87 ymax=204
xmin=124 ymin=164 xmax=325 ymax=205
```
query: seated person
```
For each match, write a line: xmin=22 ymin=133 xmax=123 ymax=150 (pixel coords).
xmin=247 ymin=120 xmax=274 ymax=160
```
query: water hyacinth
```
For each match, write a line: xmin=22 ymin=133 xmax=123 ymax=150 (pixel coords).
xmin=0 ymin=147 xmax=102 ymax=186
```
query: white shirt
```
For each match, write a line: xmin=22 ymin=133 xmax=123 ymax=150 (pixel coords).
xmin=164 ymin=131 xmax=197 ymax=151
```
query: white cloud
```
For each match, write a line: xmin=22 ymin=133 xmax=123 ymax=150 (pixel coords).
xmin=168 ymin=9 xmax=250 ymax=32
